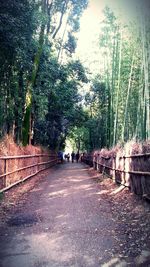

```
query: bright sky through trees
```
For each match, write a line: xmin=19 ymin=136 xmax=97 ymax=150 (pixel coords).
xmin=0 ymin=0 xmax=149 ymax=151
xmin=76 ymin=0 xmax=142 ymax=73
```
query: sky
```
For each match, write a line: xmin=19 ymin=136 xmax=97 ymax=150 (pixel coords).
xmin=75 ymin=0 xmax=145 ymax=74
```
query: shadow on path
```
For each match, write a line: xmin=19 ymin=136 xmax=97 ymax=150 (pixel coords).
xmin=0 ymin=162 xmax=150 ymax=266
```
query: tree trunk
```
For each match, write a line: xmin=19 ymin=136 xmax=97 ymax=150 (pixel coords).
xmin=113 ymin=29 xmax=122 ymax=146
xmin=22 ymin=0 xmax=46 ymax=146
xmin=52 ymin=0 xmax=69 ymax=39
xmin=122 ymin=52 xmax=135 ymax=141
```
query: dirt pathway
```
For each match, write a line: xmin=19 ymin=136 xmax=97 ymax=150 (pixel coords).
xmin=0 ymin=162 xmax=150 ymax=267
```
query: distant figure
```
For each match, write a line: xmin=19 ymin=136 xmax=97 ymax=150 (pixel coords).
xmin=80 ymin=152 xmax=85 ymax=162
xmin=76 ymin=152 xmax=80 ymax=163
xmin=58 ymin=151 xmax=63 ymax=163
xmin=71 ymin=151 xmax=75 ymax=163
xmin=67 ymin=153 xmax=70 ymax=162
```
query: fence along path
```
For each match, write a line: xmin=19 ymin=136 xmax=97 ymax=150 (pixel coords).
xmin=0 ymin=153 xmax=57 ymax=193
xmin=83 ymin=152 xmax=150 ymax=199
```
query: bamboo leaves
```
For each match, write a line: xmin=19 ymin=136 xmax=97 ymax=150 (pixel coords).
xmin=86 ymin=5 xmax=150 ymax=150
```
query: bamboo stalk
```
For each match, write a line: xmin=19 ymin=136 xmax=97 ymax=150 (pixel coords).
xmin=122 ymin=52 xmax=135 ymax=140
xmin=113 ymin=28 xmax=122 ymax=145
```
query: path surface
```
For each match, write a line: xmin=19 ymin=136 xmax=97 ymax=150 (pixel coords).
xmin=0 ymin=162 xmax=150 ymax=267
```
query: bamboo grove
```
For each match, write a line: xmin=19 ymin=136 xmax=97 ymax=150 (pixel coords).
xmin=0 ymin=0 xmax=150 ymax=152
xmin=79 ymin=4 xmax=150 ymax=151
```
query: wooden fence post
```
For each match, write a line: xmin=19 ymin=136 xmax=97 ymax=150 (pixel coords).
xmin=113 ymin=157 xmax=116 ymax=181
xmin=4 ymin=159 xmax=7 ymax=187
xmin=123 ymin=156 xmax=125 ymax=185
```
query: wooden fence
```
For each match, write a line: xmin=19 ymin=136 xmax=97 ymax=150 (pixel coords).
xmin=83 ymin=153 xmax=150 ymax=199
xmin=0 ymin=153 xmax=58 ymax=193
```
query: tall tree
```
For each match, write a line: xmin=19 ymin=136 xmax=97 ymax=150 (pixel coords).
xmin=22 ymin=0 xmax=88 ymax=145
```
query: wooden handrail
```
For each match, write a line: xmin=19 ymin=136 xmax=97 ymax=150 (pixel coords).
xmin=0 ymin=154 xmax=56 ymax=160
xmin=0 ymin=159 xmax=57 ymax=193
xmin=94 ymin=161 xmax=150 ymax=176
xmin=95 ymin=153 xmax=150 ymax=160
xmin=0 ymin=153 xmax=58 ymax=192
xmin=0 ymin=159 xmax=57 ymax=179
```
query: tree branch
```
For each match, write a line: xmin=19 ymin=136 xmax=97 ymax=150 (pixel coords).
xmin=47 ymin=0 xmax=53 ymax=34
xmin=52 ymin=0 xmax=69 ymax=39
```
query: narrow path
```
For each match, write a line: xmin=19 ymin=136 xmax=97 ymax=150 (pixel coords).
xmin=0 ymin=162 xmax=150 ymax=267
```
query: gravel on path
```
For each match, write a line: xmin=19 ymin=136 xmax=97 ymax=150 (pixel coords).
xmin=0 ymin=162 xmax=150 ymax=267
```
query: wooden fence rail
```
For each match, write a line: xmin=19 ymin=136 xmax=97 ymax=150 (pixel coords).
xmin=0 ymin=153 xmax=58 ymax=193
xmin=83 ymin=153 xmax=150 ymax=199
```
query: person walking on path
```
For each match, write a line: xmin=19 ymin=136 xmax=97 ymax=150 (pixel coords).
xmin=76 ymin=152 xmax=80 ymax=163
xmin=58 ymin=151 xmax=63 ymax=163
xmin=71 ymin=151 xmax=75 ymax=163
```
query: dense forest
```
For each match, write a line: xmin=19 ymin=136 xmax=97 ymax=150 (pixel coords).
xmin=0 ymin=0 xmax=150 ymax=152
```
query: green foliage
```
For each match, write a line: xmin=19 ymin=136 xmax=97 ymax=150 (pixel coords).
xmin=0 ymin=0 xmax=35 ymax=62
xmin=33 ymin=53 xmax=88 ymax=150
xmin=64 ymin=33 xmax=77 ymax=55
xmin=0 ymin=0 xmax=88 ymax=149
xmin=3 ymin=1 xmax=149 ymax=154
xmin=68 ymin=126 xmax=90 ymax=152
xmin=0 ymin=0 xmax=36 ymax=139
xmin=80 ymin=4 xmax=150 ymax=151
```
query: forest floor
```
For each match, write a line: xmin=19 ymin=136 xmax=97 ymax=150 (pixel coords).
xmin=0 ymin=162 xmax=150 ymax=267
